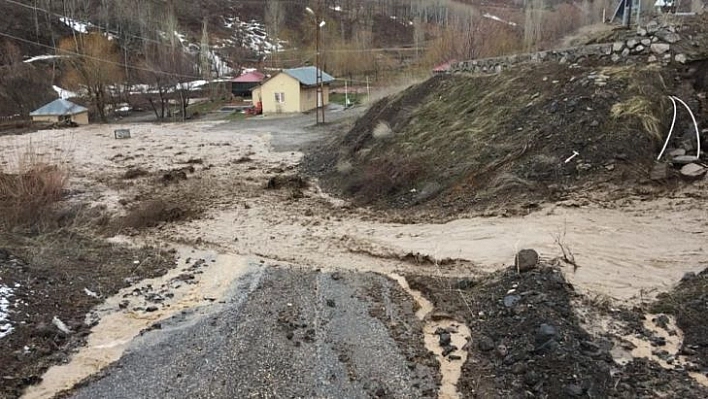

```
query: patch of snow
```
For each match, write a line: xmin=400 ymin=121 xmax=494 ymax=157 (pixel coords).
xmin=53 ymin=85 xmax=78 ymax=100
xmin=330 ymin=5 xmax=343 ymax=12
xmin=24 ymin=55 xmax=63 ymax=63
xmin=210 ymin=51 xmax=233 ymax=77
xmin=59 ymin=17 xmax=89 ymax=33
xmin=483 ymin=13 xmax=517 ymax=27
xmin=0 ymin=283 xmax=15 ymax=339
xmin=223 ymin=17 xmax=285 ymax=55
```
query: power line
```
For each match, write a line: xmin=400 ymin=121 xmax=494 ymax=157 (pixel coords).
xmin=1 ymin=0 xmax=164 ymax=45
xmin=0 ymin=30 xmax=202 ymax=80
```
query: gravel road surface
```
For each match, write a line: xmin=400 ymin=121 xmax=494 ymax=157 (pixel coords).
xmin=69 ymin=266 xmax=437 ymax=399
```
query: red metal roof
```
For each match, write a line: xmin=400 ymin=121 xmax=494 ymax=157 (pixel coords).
xmin=233 ymin=71 xmax=265 ymax=83
xmin=432 ymin=60 xmax=457 ymax=73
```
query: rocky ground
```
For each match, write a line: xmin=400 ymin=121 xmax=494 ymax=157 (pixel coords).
xmin=408 ymin=262 xmax=708 ymax=398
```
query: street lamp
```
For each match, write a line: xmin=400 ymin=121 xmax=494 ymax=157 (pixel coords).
xmin=306 ymin=6 xmax=326 ymax=124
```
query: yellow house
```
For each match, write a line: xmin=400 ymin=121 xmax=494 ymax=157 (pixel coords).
xmin=30 ymin=99 xmax=89 ymax=125
xmin=251 ymin=66 xmax=335 ymax=114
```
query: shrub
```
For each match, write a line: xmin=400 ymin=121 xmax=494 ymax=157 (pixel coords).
xmin=0 ymin=157 xmax=68 ymax=229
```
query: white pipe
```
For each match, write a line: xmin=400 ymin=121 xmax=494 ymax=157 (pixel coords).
xmin=671 ymin=96 xmax=701 ymax=159
xmin=657 ymin=96 xmax=678 ymax=160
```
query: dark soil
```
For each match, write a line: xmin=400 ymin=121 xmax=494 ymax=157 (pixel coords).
xmin=406 ymin=265 xmax=708 ymax=398
xmin=0 ymin=233 xmax=175 ymax=399
xmin=652 ymin=268 xmax=708 ymax=370
xmin=305 ymin=55 xmax=708 ymax=218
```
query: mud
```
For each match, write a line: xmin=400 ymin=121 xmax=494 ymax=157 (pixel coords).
xmin=407 ymin=265 xmax=708 ymax=398
xmin=389 ymin=273 xmax=471 ymax=399
xmin=1 ymin=114 xmax=707 ymax=398
xmin=22 ymin=246 xmax=252 ymax=399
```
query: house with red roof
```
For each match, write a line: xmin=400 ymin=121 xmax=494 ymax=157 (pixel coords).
xmin=231 ymin=71 xmax=266 ymax=98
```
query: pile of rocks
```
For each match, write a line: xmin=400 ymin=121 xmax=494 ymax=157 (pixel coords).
xmin=651 ymin=134 xmax=708 ymax=181
xmin=610 ymin=20 xmax=690 ymax=64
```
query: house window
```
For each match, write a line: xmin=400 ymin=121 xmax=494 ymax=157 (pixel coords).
xmin=274 ymin=92 xmax=285 ymax=103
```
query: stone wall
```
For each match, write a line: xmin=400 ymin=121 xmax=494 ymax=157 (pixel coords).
xmin=448 ymin=20 xmax=697 ymax=75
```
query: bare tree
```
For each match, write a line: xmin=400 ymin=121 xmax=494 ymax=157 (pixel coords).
xmin=58 ymin=33 xmax=123 ymax=122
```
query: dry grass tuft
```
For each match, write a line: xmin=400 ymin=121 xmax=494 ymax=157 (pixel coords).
xmin=0 ymin=156 xmax=69 ymax=230
xmin=610 ymin=96 xmax=664 ymax=143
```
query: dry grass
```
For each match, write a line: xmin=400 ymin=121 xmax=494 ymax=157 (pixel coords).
xmin=610 ymin=96 xmax=664 ymax=143
xmin=0 ymin=146 xmax=69 ymax=230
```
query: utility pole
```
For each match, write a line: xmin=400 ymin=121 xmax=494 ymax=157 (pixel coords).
xmin=308 ymin=2 xmax=326 ymax=124
xmin=316 ymin=12 xmax=323 ymax=124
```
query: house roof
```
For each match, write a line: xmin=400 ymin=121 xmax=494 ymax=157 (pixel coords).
xmin=233 ymin=71 xmax=265 ymax=83
xmin=30 ymin=99 xmax=88 ymax=116
xmin=432 ymin=59 xmax=457 ymax=73
xmin=283 ymin=66 xmax=335 ymax=86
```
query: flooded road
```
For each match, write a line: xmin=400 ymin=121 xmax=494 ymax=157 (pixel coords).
xmin=9 ymin=114 xmax=708 ymax=398
xmin=23 ymin=248 xmax=254 ymax=399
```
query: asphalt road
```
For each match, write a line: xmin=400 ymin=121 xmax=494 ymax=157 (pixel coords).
xmin=69 ymin=266 xmax=437 ymax=399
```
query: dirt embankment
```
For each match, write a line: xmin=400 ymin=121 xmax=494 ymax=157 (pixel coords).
xmin=408 ymin=265 xmax=708 ymax=398
xmin=306 ymin=56 xmax=708 ymax=217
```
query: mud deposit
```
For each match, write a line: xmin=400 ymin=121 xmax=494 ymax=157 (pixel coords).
xmin=389 ymin=273 xmax=471 ymax=399
xmin=0 ymin=237 xmax=174 ymax=399
xmin=407 ymin=266 xmax=708 ymax=398
xmin=22 ymin=247 xmax=250 ymax=399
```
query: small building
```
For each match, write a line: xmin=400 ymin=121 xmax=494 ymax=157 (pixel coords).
xmin=29 ymin=99 xmax=89 ymax=125
xmin=251 ymin=66 xmax=335 ymax=114
xmin=432 ymin=59 xmax=457 ymax=74
xmin=231 ymin=71 xmax=265 ymax=98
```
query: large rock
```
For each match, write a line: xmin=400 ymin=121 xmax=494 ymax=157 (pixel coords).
xmin=650 ymin=43 xmax=671 ymax=55
xmin=680 ymin=163 xmax=707 ymax=179
xmin=515 ymin=249 xmax=539 ymax=272
xmin=612 ymin=41 xmax=624 ymax=52
xmin=672 ymin=155 xmax=699 ymax=165
xmin=646 ymin=21 xmax=659 ymax=34
xmin=675 ymin=54 xmax=688 ymax=64
xmin=656 ymin=30 xmax=681 ymax=43
xmin=650 ymin=163 xmax=670 ymax=181
xmin=626 ymin=39 xmax=639 ymax=49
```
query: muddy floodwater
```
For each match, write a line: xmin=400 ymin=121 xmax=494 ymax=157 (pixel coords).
xmin=2 ymin=118 xmax=706 ymax=398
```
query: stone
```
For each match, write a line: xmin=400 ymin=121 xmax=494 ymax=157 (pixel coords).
xmin=650 ymin=43 xmax=670 ymax=55
xmin=672 ymin=155 xmax=699 ymax=165
xmin=656 ymin=30 xmax=681 ymax=43
xmin=536 ymin=323 xmax=557 ymax=343
xmin=633 ymin=45 xmax=645 ymax=53
xmin=621 ymin=48 xmax=630 ymax=57
xmin=641 ymin=38 xmax=651 ymax=46
xmin=514 ymin=249 xmax=539 ymax=272
xmin=326 ymin=299 xmax=336 ymax=307
xmin=648 ymin=55 xmax=658 ymax=63
xmin=611 ymin=53 xmax=621 ymax=63
xmin=439 ymin=332 xmax=452 ymax=347
xmin=565 ymin=384 xmax=584 ymax=397
xmin=612 ymin=41 xmax=624 ymax=52
xmin=330 ymin=272 xmax=342 ymax=280
xmin=478 ymin=335 xmax=495 ymax=351
xmin=637 ymin=27 xmax=648 ymax=36
xmin=441 ymin=345 xmax=457 ymax=356
xmin=626 ymin=39 xmax=638 ymax=49
xmin=650 ymin=163 xmax=670 ymax=181
xmin=680 ymin=163 xmax=707 ymax=179
xmin=504 ymin=294 xmax=521 ymax=308
xmin=511 ymin=363 xmax=527 ymax=374
xmin=145 ymin=306 xmax=159 ymax=312
xmin=668 ymin=148 xmax=686 ymax=157
xmin=646 ymin=21 xmax=659 ymax=34
xmin=675 ymin=53 xmax=688 ymax=64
